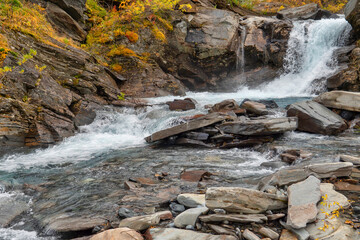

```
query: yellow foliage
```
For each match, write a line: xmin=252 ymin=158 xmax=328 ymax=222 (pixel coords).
xmin=111 ymin=63 xmax=123 ymax=72
xmin=151 ymin=26 xmax=167 ymax=43
xmin=125 ymin=31 xmax=139 ymax=43
xmin=0 ymin=34 xmax=9 ymax=66
xmin=107 ymin=45 xmax=137 ymax=57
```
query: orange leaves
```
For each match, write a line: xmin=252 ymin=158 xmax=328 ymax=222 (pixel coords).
xmin=111 ymin=64 xmax=123 ymax=72
xmin=0 ymin=34 xmax=9 ymax=67
xmin=107 ymin=45 xmax=137 ymax=57
xmin=125 ymin=31 xmax=139 ymax=43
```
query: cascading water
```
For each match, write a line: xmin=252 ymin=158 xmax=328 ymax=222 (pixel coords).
xmin=0 ymin=16 xmax=356 ymax=239
xmin=236 ymin=25 xmax=247 ymax=77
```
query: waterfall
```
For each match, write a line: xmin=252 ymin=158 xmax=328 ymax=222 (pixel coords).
xmin=235 ymin=17 xmax=352 ymax=98
xmin=236 ymin=25 xmax=247 ymax=78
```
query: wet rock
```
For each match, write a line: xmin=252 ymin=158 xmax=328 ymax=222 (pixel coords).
xmin=261 ymin=161 xmax=288 ymax=169
xmin=314 ymin=91 xmax=360 ymax=113
xmin=205 ymin=187 xmax=287 ymax=214
xmin=199 ymin=214 xmax=267 ymax=223
xmin=145 ymin=113 xmax=230 ymax=143
xmin=209 ymin=99 xmax=241 ymax=113
xmin=170 ymin=202 xmax=185 ymax=213
xmin=119 ymin=211 xmax=173 ymax=231
xmin=287 ymin=176 xmax=321 ymax=229
xmin=287 ymin=101 xmax=347 ymax=135
xmin=241 ymin=101 xmax=268 ymax=116
xmin=277 ymin=3 xmax=318 ymax=20
xmin=166 ymin=99 xmax=196 ymax=111
xmin=261 ymin=162 xmax=353 ymax=187
xmin=0 ymin=195 xmax=29 ymax=227
xmin=259 ymin=227 xmax=279 ymax=240
xmin=220 ymin=137 xmax=273 ymax=149
xmin=44 ymin=216 xmax=105 ymax=233
xmin=218 ymin=117 xmax=298 ymax=136
xmin=280 ymin=153 xmax=298 ymax=164
xmin=185 ymin=132 xmax=209 ymax=141
xmin=279 ymin=229 xmax=297 ymax=240
xmin=174 ymin=207 xmax=208 ymax=228
xmin=177 ymin=194 xmax=205 ymax=207
xmin=243 ymin=229 xmax=261 ymax=240
xmin=118 ymin=208 xmax=136 ymax=219
xmin=175 ymin=138 xmax=214 ymax=148
xmin=145 ymin=228 xmax=238 ymax=240
xmin=180 ymin=171 xmax=211 ymax=183
xmin=90 ymin=227 xmax=143 ymax=240
xmin=339 ymin=155 xmax=360 ymax=165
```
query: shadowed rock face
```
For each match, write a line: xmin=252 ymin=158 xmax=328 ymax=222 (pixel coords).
xmin=346 ymin=0 xmax=360 ymax=38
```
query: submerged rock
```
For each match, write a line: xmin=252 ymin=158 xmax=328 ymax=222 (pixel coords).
xmin=287 ymin=176 xmax=321 ymax=229
xmin=205 ymin=187 xmax=287 ymax=214
xmin=287 ymin=101 xmax=347 ymax=135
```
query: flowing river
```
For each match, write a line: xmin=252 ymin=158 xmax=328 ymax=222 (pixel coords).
xmin=0 ymin=17 xmax=357 ymax=239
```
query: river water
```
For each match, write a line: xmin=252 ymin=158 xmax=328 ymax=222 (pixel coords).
xmin=0 ymin=17 xmax=356 ymax=239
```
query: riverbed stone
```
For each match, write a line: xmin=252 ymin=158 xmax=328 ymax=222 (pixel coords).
xmin=241 ymin=101 xmax=268 ymax=116
xmin=339 ymin=155 xmax=360 ymax=165
xmin=145 ymin=113 xmax=230 ymax=142
xmin=243 ymin=229 xmax=261 ymax=240
xmin=174 ymin=207 xmax=208 ymax=228
xmin=279 ymin=229 xmax=297 ymax=240
xmin=207 ymin=224 xmax=236 ymax=236
xmin=287 ymin=176 xmax=321 ymax=229
xmin=0 ymin=194 xmax=29 ymax=227
xmin=90 ymin=227 xmax=143 ymax=240
xmin=119 ymin=211 xmax=173 ymax=231
xmin=205 ymin=187 xmax=287 ymax=214
xmin=217 ymin=117 xmax=298 ymax=136
xmin=177 ymin=194 xmax=205 ymax=207
xmin=259 ymin=227 xmax=279 ymax=240
xmin=146 ymin=228 xmax=238 ymax=240
xmin=166 ymin=99 xmax=196 ymax=111
xmin=287 ymin=101 xmax=347 ymax=135
xmin=209 ymin=99 xmax=241 ymax=113
xmin=261 ymin=162 xmax=354 ymax=188
xmin=315 ymin=91 xmax=360 ymax=112
xmin=199 ymin=214 xmax=267 ymax=223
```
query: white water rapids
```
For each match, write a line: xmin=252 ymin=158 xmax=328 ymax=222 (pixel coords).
xmin=0 ymin=17 xmax=353 ymax=239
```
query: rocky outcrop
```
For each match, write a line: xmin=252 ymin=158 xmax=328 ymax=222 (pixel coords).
xmin=314 ymin=91 xmax=360 ymax=112
xmin=287 ymin=101 xmax=348 ymax=135
xmin=205 ymin=187 xmax=287 ymax=214
xmin=345 ymin=0 xmax=360 ymax=38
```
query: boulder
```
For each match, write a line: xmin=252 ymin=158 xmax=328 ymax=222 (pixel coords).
xmin=119 ymin=211 xmax=173 ymax=231
xmin=339 ymin=155 xmax=360 ymax=165
xmin=145 ymin=228 xmax=238 ymax=240
xmin=287 ymin=101 xmax=347 ymax=135
xmin=90 ymin=228 xmax=143 ymax=240
xmin=209 ymin=99 xmax=241 ymax=113
xmin=174 ymin=207 xmax=208 ymax=228
xmin=199 ymin=214 xmax=267 ymax=223
xmin=205 ymin=187 xmax=287 ymax=214
xmin=47 ymin=0 xmax=86 ymax=23
xmin=166 ymin=99 xmax=196 ymax=111
xmin=177 ymin=194 xmax=205 ymax=208
xmin=217 ymin=117 xmax=298 ymax=136
xmin=314 ymin=91 xmax=360 ymax=112
xmin=345 ymin=0 xmax=360 ymax=38
xmin=277 ymin=3 xmax=319 ymax=20
xmin=260 ymin=162 xmax=353 ymax=188
xmin=286 ymin=176 xmax=321 ymax=229
xmin=145 ymin=113 xmax=230 ymax=142
xmin=241 ymin=101 xmax=268 ymax=116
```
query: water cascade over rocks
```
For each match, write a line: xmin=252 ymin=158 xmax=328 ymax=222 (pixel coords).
xmin=0 ymin=14 xmax=358 ymax=240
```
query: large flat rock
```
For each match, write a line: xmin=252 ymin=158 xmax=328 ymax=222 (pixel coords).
xmin=260 ymin=162 xmax=353 ymax=188
xmin=205 ymin=187 xmax=287 ymax=214
xmin=287 ymin=176 xmax=321 ymax=229
xmin=287 ymin=101 xmax=347 ymax=135
xmin=145 ymin=113 xmax=229 ymax=142
xmin=174 ymin=207 xmax=208 ymax=228
xmin=90 ymin=228 xmax=144 ymax=240
xmin=314 ymin=91 xmax=360 ymax=112
xmin=217 ymin=117 xmax=298 ymax=136
xmin=119 ymin=211 xmax=172 ymax=231
xmin=146 ymin=228 xmax=238 ymax=240
xmin=277 ymin=3 xmax=318 ymax=20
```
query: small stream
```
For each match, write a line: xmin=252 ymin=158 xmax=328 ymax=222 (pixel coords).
xmin=0 ymin=17 xmax=356 ymax=239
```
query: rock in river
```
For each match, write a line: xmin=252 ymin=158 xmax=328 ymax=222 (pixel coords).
xmin=314 ymin=91 xmax=360 ymax=112
xmin=287 ymin=101 xmax=347 ymax=135
xmin=287 ymin=176 xmax=321 ymax=229
xmin=90 ymin=227 xmax=143 ymax=240
xmin=145 ymin=228 xmax=237 ymax=240
xmin=218 ymin=117 xmax=297 ymax=135
xmin=119 ymin=211 xmax=173 ymax=231
xmin=205 ymin=187 xmax=287 ymax=214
